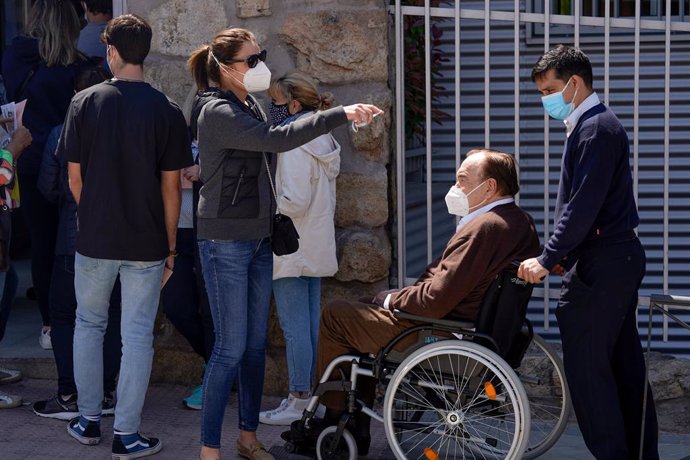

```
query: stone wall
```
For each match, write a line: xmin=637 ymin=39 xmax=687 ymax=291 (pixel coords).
xmin=126 ymin=0 xmax=393 ymax=393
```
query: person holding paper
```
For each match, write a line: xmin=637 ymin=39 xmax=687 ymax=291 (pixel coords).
xmin=0 ymin=124 xmax=32 ymax=409
xmin=2 ymin=0 xmax=92 ymax=350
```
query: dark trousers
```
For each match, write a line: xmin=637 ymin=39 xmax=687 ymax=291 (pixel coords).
xmin=161 ymin=228 xmax=214 ymax=362
xmin=49 ymin=254 xmax=122 ymax=396
xmin=556 ymin=237 xmax=659 ymax=460
xmin=0 ymin=266 xmax=19 ymax=342
xmin=18 ymin=172 xmax=58 ymax=327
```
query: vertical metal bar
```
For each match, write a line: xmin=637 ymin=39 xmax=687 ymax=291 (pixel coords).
xmin=424 ymin=0 xmax=433 ymax=264
xmin=614 ymin=0 xmax=620 ymax=18
xmin=484 ymin=0 xmax=491 ymax=147
xmin=593 ymin=0 xmax=599 ymax=17
xmin=113 ymin=0 xmax=127 ymax=15
xmin=455 ymin=0 xmax=461 ymax=171
xmin=514 ymin=0 xmax=520 ymax=206
xmin=634 ymin=1 xmax=640 ymax=204
xmin=663 ymin=0 xmax=672 ymax=341
xmin=604 ymin=0 xmax=611 ymax=105
xmin=574 ymin=0 xmax=581 ymax=46
xmin=543 ymin=0 xmax=551 ymax=330
xmin=394 ymin=0 xmax=405 ymax=288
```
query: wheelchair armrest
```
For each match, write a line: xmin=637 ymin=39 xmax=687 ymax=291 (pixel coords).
xmin=393 ymin=309 xmax=475 ymax=330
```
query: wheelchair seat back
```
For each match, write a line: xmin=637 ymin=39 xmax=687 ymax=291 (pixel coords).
xmin=474 ymin=266 xmax=534 ymax=368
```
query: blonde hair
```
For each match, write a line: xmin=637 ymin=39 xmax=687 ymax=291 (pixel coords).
xmin=268 ymin=72 xmax=334 ymax=111
xmin=27 ymin=0 xmax=82 ymax=67
xmin=188 ymin=28 xmax=256 ymax=91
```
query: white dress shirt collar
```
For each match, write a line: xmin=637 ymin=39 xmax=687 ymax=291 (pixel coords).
xmin=456 ymin=197 xmax=515 ymax=232
xmin=564 ymin=92 xmax=600 ymax=137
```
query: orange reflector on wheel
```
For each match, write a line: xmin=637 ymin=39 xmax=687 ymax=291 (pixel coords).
xmin=484 ymin=381 xmax=497 ymax=400
xmin=423 ymin=447 xmax=439 ymax=460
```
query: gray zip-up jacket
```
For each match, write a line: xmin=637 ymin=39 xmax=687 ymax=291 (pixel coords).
xmin=191 ymin=89 xmax=347 ymax=241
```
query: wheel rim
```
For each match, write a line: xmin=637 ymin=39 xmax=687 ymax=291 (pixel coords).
xmin=518 ymin=334 xmax=571 ymax=459
xmin=316 ymin=425 xmax=357 ymax=460
xmin=383 ymin=341 xmax=530 ymax=460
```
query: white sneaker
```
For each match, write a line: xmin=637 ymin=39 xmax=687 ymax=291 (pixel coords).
xmin=259 ymin=394 xmax=309 ymax=426
xmin=0 ymin=391 xmax=22 ymax=409
xmin=39 ymin=328 xmax=52 ymax=350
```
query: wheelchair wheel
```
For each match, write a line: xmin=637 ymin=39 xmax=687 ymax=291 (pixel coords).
xmin=517 ymin=334 xmax=572 ymax=459
xmin=316 ymin=425 xmax=357 ymax=460
xmin=383 ymin=340 xmax=530 ymax=460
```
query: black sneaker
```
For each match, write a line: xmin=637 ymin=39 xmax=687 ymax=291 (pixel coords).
xmin=111 ymin=432 xmax=162 ymax=460
xmin=67 ymin=416 xmax=101 ymax=445
xmin=102 ymin=392 xmax=116 ymax=416
xmin=33 ymin=394 xmax=78 ymax=420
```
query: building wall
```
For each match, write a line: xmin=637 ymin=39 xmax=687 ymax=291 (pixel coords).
xmin=127 ymin=0 xmax=394 ymax=393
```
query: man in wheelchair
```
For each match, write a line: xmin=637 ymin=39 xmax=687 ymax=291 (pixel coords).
xmin=286 ymin=148 xmax=540 ymax=456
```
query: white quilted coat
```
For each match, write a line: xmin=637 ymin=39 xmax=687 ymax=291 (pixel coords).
xmin=272 ymin=115 xmax=341 ymax=280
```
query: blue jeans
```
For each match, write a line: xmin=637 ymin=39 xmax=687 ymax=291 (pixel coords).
xmin=73 ymin=252 xmax=164 ymax=433
xmin=272 ymin=276 xmax=321 ymax=393
xmin=50 ymin=255 xmax=122 ymax=396
xmin=198 ymin=238 xmax=272 ymax=448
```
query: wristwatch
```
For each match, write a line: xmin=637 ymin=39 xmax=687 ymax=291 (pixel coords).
xmin=168 ymin=249 xmax=177 ymax=257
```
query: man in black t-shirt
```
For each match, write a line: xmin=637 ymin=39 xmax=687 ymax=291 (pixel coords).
xmin=57 ymin=15 xmax=192 ymax=459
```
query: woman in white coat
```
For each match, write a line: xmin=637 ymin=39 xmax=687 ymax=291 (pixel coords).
xmin=259 ymin=73 xmax=340 ymax=426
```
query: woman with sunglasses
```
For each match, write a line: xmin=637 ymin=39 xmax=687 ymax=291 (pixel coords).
xmin=187 ymin=28 xmax=381 ymax=460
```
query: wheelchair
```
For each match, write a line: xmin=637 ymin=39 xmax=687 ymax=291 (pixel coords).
xmin=284 ymin=266 xmax=571 ymax=459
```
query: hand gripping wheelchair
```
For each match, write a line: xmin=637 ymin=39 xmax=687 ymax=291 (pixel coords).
xmin=284 ymin=265 xmax=571 ymax=459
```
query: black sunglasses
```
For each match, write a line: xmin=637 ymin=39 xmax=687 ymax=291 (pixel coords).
xmin=227 ymin=49 xmax=267 ymax=69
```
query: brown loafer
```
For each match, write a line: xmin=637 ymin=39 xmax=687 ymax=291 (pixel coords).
xmin=236 ymin=440 xmax=274 ymax=460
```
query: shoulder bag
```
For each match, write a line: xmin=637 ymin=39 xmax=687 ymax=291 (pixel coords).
xmin=263 ymin=153 xmax=299 ymax=256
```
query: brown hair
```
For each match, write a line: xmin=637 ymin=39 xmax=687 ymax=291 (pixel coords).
xmin=187 ymin=28 xmax=256 ymax=91
xmin=267 ymin=72 xmax=334 ymax=111
xmin=466 ymin=148 xmax=520 ymax=197
xmin=27 ymin=0 xmax=81 ymax=67
xmin=102 ymin=14 xmax=152 ymax=66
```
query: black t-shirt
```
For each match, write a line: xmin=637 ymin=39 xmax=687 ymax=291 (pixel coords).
xmin=59 ymin=79 xmax=193 ymax=261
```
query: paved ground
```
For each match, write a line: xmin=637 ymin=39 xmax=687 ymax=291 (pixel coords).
xmin=1 ymin=377 xmax=689 ymax=459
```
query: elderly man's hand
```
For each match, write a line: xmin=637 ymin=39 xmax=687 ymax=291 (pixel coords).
xmin=517 ymin=258 xmax=549 ymax=284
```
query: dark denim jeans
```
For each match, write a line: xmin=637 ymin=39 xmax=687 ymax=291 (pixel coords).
xmin=161 ymin=228 xmax=214 ymax=362
xmin=49 ymin=254 xmax=122 ymax=396
xmin=0 ymin=266 xmax=19 ymax=343
xmin=18 ymin=172 xmax=58 ymax=327
xmin=198 ymin=238 xmax=272 ymax=448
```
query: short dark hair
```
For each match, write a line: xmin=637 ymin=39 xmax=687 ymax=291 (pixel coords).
xmin=531 ymin=44 xmax=593 ymax=89
xmin=102 ymin=14 xmax=152 ymax=66
xmin=83 ymin=0 xmax=112 ymax=16
xmin=466 ymin=148 xmax=520 ymax=197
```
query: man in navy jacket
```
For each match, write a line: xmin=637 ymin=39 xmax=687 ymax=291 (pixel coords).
xmin=518 ymin=45 xmax=659 ymax=460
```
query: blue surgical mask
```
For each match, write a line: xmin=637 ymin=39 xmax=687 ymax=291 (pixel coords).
xmin=541 ymin=78 xmax=577 ymax=120
xmin=269 ymin=103 xmax=290 ymax=126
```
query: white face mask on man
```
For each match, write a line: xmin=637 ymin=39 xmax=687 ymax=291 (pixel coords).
xmin=444 ymin=180 xmax=488 ymax=217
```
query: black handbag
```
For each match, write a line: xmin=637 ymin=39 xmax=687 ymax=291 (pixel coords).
xmin=264 ymin=153 xmax=299 ymax=256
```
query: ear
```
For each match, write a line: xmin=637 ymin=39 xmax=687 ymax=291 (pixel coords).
xmin=487 ymin=177 xmax=498 ymax=195
xmin=289 ymin=99 xmax=302 ymax=115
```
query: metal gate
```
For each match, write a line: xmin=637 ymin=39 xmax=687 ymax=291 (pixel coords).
xmin=391 ymin=0 xmax=690 ymax=356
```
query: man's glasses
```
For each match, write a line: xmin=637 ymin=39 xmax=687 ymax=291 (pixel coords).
xmin=227 ymin=49 xmax=267 ymax=69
